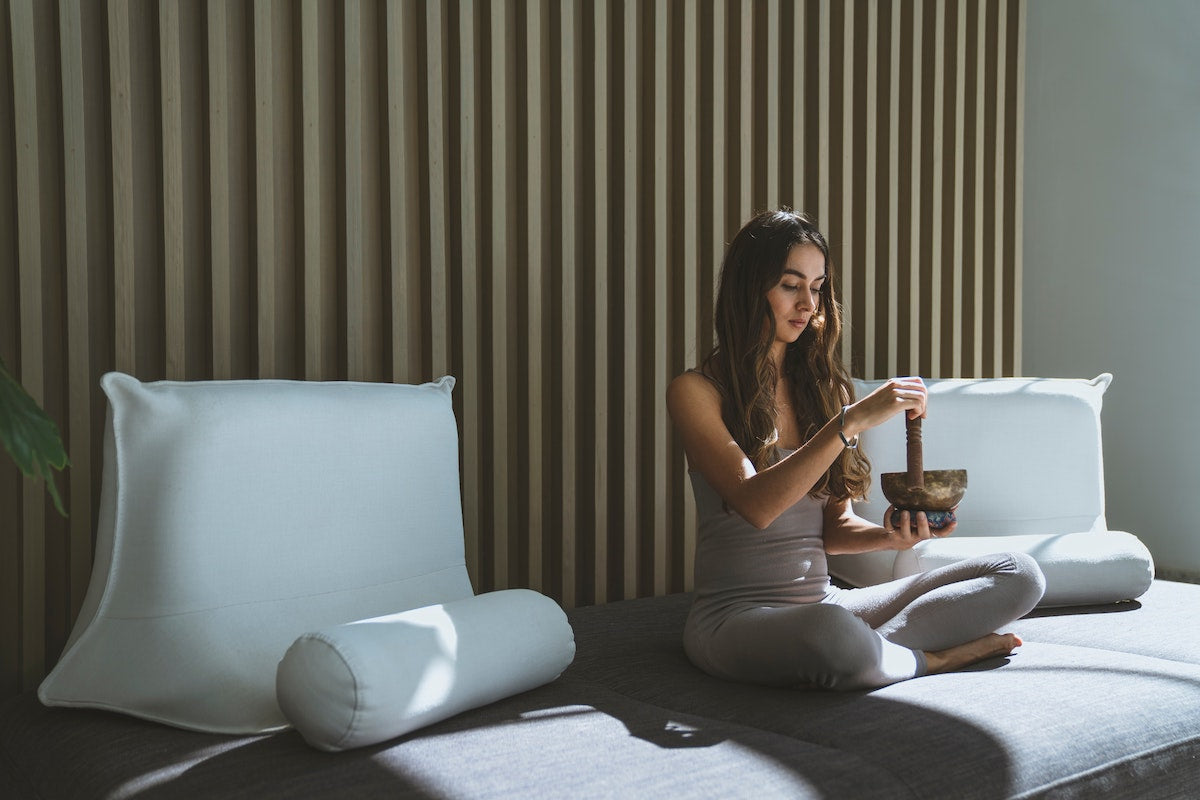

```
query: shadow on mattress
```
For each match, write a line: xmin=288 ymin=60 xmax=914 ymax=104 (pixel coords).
xmin=0 ymin=673 xmax=1017 ymax=800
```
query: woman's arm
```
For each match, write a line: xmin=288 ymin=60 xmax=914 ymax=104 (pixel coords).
xmin=821 ymin=496 xmax=956 ymax=554
xmin=666 ymin=371 xmax=845 ymax=529
xmin=666 ymin=371 xmax=927 ymax=530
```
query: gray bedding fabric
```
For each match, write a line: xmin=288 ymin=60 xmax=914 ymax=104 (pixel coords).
xmin=3 ymin=580 xmax=1200 ymax=800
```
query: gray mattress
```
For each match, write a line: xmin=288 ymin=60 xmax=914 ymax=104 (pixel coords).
xmin=3 ymin=580 xmax=1200 ymax=799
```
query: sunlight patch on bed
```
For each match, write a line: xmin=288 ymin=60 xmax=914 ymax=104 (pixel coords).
xmin=107 ymin=744 xmax=236 ymax=799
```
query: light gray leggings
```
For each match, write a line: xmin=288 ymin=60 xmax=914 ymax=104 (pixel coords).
xmin=696 ymin=552 xmax=1046 ymax=691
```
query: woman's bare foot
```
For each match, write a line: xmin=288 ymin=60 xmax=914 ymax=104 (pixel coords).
xmin=923 ymin=633 xmax=1023 ymax=675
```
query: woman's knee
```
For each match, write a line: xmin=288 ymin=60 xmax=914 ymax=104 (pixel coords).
xmin=708 ymin=604 xmax=883 ymax=689
xmin=790 ymin=605 xmax=885 ymax=689
xmin=996 ymin=551 xmax=1047 ymax=610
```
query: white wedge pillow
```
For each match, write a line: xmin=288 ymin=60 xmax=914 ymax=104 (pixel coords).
xmin=39 ymin=373 xmax=474 ymax=733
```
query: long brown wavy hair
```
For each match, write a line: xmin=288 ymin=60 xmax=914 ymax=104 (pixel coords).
xmin=700 ymin=209 xmax=871 ymax=500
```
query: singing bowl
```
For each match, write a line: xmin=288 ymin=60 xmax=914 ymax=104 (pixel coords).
xmin=880 ymin=468 xmax=968 ymax=512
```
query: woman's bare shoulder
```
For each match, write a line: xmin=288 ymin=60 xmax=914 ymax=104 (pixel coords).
xmin=668 ymin=369 xmax=721 ymax=406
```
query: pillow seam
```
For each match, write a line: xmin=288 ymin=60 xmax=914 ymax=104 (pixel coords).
xmin=97 ymin=563 xmax=471 ymax=621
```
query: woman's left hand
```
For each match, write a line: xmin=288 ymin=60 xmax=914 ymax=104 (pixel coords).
xmin=882 ymin=506 xmax=957 ymax=549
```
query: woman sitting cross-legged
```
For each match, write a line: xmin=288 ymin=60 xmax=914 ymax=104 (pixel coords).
xmin=667 ymin=209 xmax=1046 ymax=690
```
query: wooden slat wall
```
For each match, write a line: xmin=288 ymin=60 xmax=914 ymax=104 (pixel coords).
xmin=0 ymin=0 xmax=1025 ymax=696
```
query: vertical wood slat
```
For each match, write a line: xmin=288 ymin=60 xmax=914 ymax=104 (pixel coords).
xmin=652 ymin=0 xmax=668 ymax=596
xmin=621 ymin=0 xmax=638 ymax=599
xmin=342 ymin=0 xmax=363 ymax=381
xmin=993 ymin=0 xmax=1008 ymax=378
xmin=58 ymin=0 xmax=92 ymax=619
xmin=973 ymin=0 xmax=987 ymax=376
xmin=252 ymin=0 xmax=276 ymax=377
xmin=765 ymin=0 xmax=780 ymax=209
xmin=1014 ymin=0 xmax=1026 ymax=375
xmin=712 ymin=0 xmax=728 ymax=329
xmin=10 ymin=0 xmax=45 ymax=686
xmin=386 ymin=4 xmax=420 ymax=384
xmin=738 ymin=0 xmax=752 ymax=219
xmin=356 ymin=3 xmax=381 ymax=383
xmin=908 ymin=0 xmax=924 ymax=375
xmin=161 ymin=2 xmax=185 ymax=380
xmin=887 ymin=1 xmax=900 ymax=377
xmin=681 ymin=0 xmax=699 ymax=592
xmin=864 ymin=1 xmax=878 ymax=377
xmin=592 ymin=0 xmax=610 ymax=605
xmin=839 ymin=2 xmax=854 ymax=367
xmin=208 ymin=0 xmax=232 ymax=379
xmin=425 ymin=3 xmax=449 ymax=380
xmin=343 ymin=0 xmax=365 ymax=382
xmin=1 ymin=0 xmax=1028 ymax=694
xmin=817 ymin=2 xmax=830 ymax=267
xmin=109 ymin=0 xmax=135 ymax=375
xmin=950 ymin=0 xmax=966 ymax=377
xmin=1 ymin=1 xmax=20 ymax=697
xmin=792 ymin=0 xmax=806 ymax=211
xmin=299 ymin=0 xmax=323 ymax=381
xmin=489 ymin=0 xmax=510 ymax=591
xmin=454 ymin=0 xmax=481 ymax=588
xmin=526 ymin=0 xmax=545 ymax=592
xmin=560 ymin=0 xmax=578 ymax=605
xmin=930 ymin=0 xmax=946 ymax=377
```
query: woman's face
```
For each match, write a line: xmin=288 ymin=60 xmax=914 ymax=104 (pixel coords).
xmin=765 ymin=243 xmax=826 ymax=349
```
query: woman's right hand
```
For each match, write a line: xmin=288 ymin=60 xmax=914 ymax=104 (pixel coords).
xmin=842 ymin=377 xmax=927 ymax=440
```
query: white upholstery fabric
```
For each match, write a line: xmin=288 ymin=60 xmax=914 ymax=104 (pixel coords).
xmin=893 ymin=532 xmax=1154 ymax=607
xmin=277 ymin=589 xmax=576 ymax=752
xmin=827 ymin=374 xmax=1155 ymax=604
xmin=39 ymin=373 xmax=475 ymax=733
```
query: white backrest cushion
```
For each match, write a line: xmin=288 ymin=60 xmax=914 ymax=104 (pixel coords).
xmin=830 ymin=374 xmax=1112 ymax=588
xmin=38 ymin=372 xmax=474 ymax=733
xmin=851 ymin=374 xmax=1112 ymax=537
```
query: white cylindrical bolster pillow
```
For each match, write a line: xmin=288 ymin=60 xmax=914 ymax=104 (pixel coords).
xmin=276 ymin=589 xmax=576 ymax=751
xmin=892 ymin=531 xmax=1154 ymax=607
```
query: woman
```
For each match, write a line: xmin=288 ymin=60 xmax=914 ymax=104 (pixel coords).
xmin=667 ymin=209 xmax=1045 ymax=690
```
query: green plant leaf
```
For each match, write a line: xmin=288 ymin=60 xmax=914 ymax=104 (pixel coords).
xmin=0 ymin=358 xmax=69 ymax=516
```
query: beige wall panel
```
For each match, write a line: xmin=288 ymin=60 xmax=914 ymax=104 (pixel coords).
xmin=1 ymin=0 xmax=1026 ymax=693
